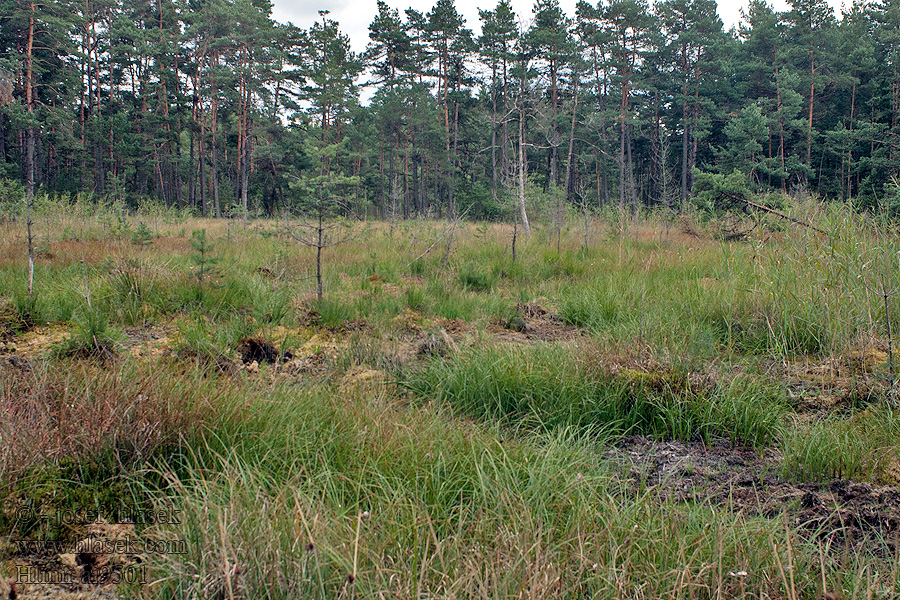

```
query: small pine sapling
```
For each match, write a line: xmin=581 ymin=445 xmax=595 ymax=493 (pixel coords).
xmin=287 ymin=139 xmax=361 ymax=301
xmin=190 ymin=229 xmax=219 ymax=302
xmin=131 ymin=221 xmax=154 ymax=248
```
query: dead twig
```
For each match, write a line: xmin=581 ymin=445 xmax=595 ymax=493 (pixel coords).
xmin=407 ymin=207 xmax=470 ymax=267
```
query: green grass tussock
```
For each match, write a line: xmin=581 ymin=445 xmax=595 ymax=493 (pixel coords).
xmin=403 ymin=344 xmax=784 ymax=447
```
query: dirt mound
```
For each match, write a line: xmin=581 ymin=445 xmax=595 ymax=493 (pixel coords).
xmin=238 ymin=336 xmax=279 ymax=364
xmin=606 ymin=436 xmax=900 ymax=552
xmin=489 ymin=302 xmax=581 ymax=344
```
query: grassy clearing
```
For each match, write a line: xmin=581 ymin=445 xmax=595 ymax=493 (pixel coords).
xmin=145 ymin=382 xmax=897 ymax=599
xmin=2 ymin=202 xmax=900 ymax=598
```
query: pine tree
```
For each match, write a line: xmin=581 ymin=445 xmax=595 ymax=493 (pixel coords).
xmin=190 ymin=229 xmax=219 ymax=301
xmin=526 ymin=0 xmax=574 ymax=187
xmin=657 ymin=0 xmax=726 ymax=206
xmin=288 ymin=139 xmax=359 ymax=301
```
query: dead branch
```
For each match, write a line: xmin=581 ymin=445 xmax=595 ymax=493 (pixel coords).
xmin=725 ymin=192 xmax=827 ymax=235
xmin=407 ymin=207 xmax=470 ymax=267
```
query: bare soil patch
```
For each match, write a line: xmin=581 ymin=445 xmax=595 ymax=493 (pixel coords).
xmin=4 ymin=327 xmax=69 ymax=360
xmin=436 ymin=318 xmax=469 ymax=335
xmin=280 ymin=330 xmax=346 ymax=377
xmin=238 ymin=336 xmax=280 ymax=364
xmin=121 ymin=325 xmax=173 ymax=360
xmin=489 ymin=302 xmax=582 ymax=344
xmin=606 ymin=436 xmax=900 ymax=552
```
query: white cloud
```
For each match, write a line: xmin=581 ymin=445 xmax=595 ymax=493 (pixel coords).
xmin=271 ymin=0 xmax=845 ymax=54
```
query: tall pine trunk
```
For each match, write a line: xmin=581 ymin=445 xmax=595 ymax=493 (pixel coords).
xmin=518 ymin=99 xmax=530 ymax=234
xmin=550 ymin=62 xmax=558 ymax=185
xmin=618 ymin=115 xmax=626 ymax=220
xmin=25 ymin=2 xmax=35 ymax=296
xmin=490 ymin=62 xmax=498 ymax=203
xmin=563 ymin=69 xmax=580 ymax=203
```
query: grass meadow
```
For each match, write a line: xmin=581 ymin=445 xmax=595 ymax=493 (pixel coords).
xmin=1 ymin=198 xmax=900 ymax=599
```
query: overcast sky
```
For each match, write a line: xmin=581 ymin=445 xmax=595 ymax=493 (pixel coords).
xmin=271 ymin=0 xmax=846 ymax=53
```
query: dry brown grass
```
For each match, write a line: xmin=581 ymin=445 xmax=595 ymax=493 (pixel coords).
xmin=0 ymin=359 xmax=228 ymax=483
xmin=0 ymin=217 xmax=240 ymax=267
